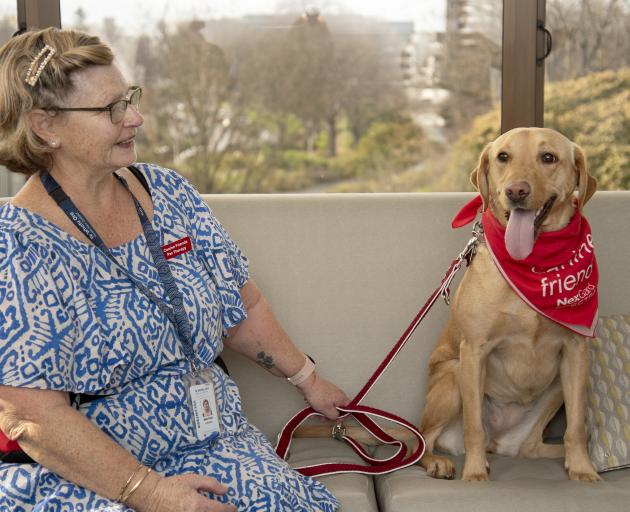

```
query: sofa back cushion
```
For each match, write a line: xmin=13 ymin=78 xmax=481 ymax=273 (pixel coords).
xmin=2 ymin=192 xmax=628 ymax=441
xmin=208 ymin=192 xmax=630 ymax=439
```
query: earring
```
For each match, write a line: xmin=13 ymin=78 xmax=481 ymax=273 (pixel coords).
xmin=49 ymin=140 xmax=59 ymax=148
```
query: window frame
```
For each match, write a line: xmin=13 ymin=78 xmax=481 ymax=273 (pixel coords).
xmin=501 ymin=0 xmax=546 ymax=132
xmin=16 ymin=0 xmax=61 ymax=32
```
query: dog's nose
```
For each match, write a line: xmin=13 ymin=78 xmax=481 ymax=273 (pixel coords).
xmin=505 ymin=182 xmax=531 ymax=202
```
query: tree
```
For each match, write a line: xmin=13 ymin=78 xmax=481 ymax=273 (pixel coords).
xmin=284 ymin=10 xmax=336 ymax=152
xmin=546 ymin=0 xmax=630 ymax=81
xmin=436 ymin=68 xmax=629 ymax=191
xmin=139 ymin=21 xmax=244 ymax=192
xmin=352 ymin=120 xmax=428 ymax=179
xmin=233 ymin=12 xmax=407 ymax=157
xmin=332 ymin=31 xmax=407 ymax=147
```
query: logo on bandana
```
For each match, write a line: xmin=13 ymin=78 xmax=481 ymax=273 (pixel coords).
xmin=532 ymin=233 xmax=597 ymax=309
xmin=452 ymin=196 xmax=598 ymax=337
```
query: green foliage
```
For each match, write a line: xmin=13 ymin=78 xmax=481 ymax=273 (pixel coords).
xmin=349 ymin=120 xmax=427 ymax=179
xmin=434 ymin=110 xmax=500 ymax=192
xmin=197 ymin=148 xmax=333 ymax=193
xmin=187 ymin=119 xmax=430 ymax=193
xmin=436 ymin=68 xmax=630 ymax=191
xmin=545 ymin=69 xmax=630 ymax=190
xmin=328 ymin=167 xmax=435 ymax=193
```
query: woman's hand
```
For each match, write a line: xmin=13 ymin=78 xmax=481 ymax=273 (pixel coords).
xmin=297 ymin=373 xmax=350 ymax=420
xmin=141 ymin=474 xmax=237 ymax=512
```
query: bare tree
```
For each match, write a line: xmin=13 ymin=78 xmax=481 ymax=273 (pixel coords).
xmin=234 ymin=12 xmax=406 ymax=157
xmin=547 ymin=0 xmax=630 ymax=81
xmin=141 ymin=21 xmax=245 ymax=192
xmin=284 ymin=10 xmax=336 ymax=152
xmin=333 ymin=32 xmax=407 ymax=147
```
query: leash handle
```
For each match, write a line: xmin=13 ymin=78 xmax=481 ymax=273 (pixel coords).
xmin=278 ymin=405 xmax=426 ymax=477
xmin=276 ymin=225 xmax=482 ymax=476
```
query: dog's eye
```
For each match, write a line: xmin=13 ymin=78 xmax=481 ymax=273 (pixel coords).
xmin=497 ymin=152 xmax=509 ymax=162
xmin=542 ymin=152 xmax=558 ymax=164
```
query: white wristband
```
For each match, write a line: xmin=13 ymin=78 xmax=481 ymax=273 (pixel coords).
xmin=287 ymin=355 xmax=316 ymax=386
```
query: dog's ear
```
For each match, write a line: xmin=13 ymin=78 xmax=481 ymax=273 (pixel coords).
xmin=574 ymin=143 xmax=597 ymax=211
xmin=470 ymin=143 xmax=491 ymax=211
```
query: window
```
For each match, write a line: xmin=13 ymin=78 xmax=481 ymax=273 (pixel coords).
xmin=544 ymin=0 xmax=629 ymax=191
xmin=60 ymin=0 xmax=503 ymax=194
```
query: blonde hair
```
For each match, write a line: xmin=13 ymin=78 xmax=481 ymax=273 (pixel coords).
xmin=0 ymin=27 xmax=114 ymax=175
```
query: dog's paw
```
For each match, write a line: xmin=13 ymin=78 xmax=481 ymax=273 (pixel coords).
xmin=461 ymin=470 xmax=489 ymax=482
xmin=565 ymin=455 xmax=601 ymax=482
xmin=567 ymin=469 xmax=601 ymax=482
xmin=420 ymin=454 xmax=456 ymax=479
xmin=462 ymin=461 xmax=490 ymax=481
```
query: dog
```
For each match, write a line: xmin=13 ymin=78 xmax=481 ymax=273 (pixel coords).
xmin=294 ymin=128 xmax=599 ymax=482
xmin=418 ymin=127 xmax=600 ymax=481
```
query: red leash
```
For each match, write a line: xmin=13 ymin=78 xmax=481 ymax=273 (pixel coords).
xmin=276 ymin=223 xmax=484 ymax=476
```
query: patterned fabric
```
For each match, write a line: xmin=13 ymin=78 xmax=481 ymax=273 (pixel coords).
xmin=586 ymin=314 xmax=630 ymax=472
xmin=0 ymin=163 xmax=338 ymax=511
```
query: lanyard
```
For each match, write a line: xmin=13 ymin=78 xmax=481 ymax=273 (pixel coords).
xmin=40 ymin=171 xmax=201 ymax=372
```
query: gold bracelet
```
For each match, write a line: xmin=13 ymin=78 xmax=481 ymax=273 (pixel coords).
xmin=116 ymin=462 xmax=144 ymax=503
xmin=121 ymin=466 xmax=153 ymax=504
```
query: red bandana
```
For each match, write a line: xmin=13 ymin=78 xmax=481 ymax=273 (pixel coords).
xmin=452 ymin=196 xmax=598 ymax=337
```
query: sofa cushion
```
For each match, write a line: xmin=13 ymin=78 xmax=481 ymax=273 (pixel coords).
xmin=287 ymin=438 xmax=378 ymax=512
xmin=214 ymin=192 xmax=630 ymax=442
xmin=587 ymin=314 xmax=630 ymax=472
xmin=374 ymin=451 xmax=630 ymax=512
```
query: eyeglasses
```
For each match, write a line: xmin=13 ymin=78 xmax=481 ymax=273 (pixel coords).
xmin=48 ymin=86 xmax=142 ymax=124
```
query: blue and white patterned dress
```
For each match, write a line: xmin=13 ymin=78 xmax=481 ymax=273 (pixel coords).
xmin=0 ymin=164 xmax=338 ymax=512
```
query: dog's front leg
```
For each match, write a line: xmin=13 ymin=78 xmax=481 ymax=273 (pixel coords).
xmin=560 ymin=335 xmax=600 ymax=482
xmin=459 ymin=337 xmax=490 ymax=481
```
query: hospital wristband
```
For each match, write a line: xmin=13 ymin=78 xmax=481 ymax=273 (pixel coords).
xmin=287 ymin=355 xmax=316 ymax=386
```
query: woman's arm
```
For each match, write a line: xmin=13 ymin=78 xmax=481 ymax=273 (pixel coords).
xmin=0 ymin=385 xmax=235 ymax=512
xmin=224 ymin=280 xmax=349 ymax=419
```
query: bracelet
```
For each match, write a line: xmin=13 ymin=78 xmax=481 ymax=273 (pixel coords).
xmin=287 ymin=355 xmax=316 ymax=386
xmin=117 ymin=462 xmax=144 ymax=503
xmin=121 ymin=466 xmax=153 ymax=504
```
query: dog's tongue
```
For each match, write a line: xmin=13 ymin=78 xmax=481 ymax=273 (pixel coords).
xmin=505 ymin=209 xmax=536 ymax=260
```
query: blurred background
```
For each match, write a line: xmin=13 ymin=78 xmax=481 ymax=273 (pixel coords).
xmin=1 ymin=0 xmax=628 ymax=194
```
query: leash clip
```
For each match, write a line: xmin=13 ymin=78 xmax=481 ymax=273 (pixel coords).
xmin=332 ymin=422 xmax=346 ymax=441
xmin=459 ymin=221 xmax=483 ymax=266
xmin=442 ymin=221 xmax=484 ymax=305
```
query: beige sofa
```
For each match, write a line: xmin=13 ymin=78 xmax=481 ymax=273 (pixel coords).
xmin=1 ymin=191 xmax=627 ymax=510
xmin=209 ymin=191 xmax=630 ymax=512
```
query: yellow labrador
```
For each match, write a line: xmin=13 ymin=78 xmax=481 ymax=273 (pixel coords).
xmin=418 ymin=127 xmax=599 ymax=481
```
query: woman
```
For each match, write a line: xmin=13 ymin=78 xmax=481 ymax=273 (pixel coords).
xmin=0 ymin=27 xmax=349 ymax=511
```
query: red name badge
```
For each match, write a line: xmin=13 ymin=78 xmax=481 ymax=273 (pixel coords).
xmin=162 ymin=236 xmax=192 ymax=260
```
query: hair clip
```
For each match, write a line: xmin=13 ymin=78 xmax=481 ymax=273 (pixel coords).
xmin=25 ymin=44 xmax=56 ymax=87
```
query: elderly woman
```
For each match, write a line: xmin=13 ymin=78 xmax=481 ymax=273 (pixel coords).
xmin=0 ymin=27 xmax=348 ymax=512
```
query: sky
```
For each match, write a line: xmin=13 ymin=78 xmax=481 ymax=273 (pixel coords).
xmin=54 ymin=0 xmax=447 ymax=33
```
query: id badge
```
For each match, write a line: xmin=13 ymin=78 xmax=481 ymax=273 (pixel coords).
xmin=183 ymin=368 xmax=221 ymax=441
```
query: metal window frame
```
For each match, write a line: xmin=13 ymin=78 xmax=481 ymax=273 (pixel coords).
xmin=15 ymin=0 xmax=545 ymax=134
xmin=16 ymin=0 xmax=61 ymax=32
xmin=501 ymin=0 xmax=546 ymax=133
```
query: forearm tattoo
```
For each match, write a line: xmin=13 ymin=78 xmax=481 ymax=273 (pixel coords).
xmin=256 ymin=351 xmax=275 ymax=371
